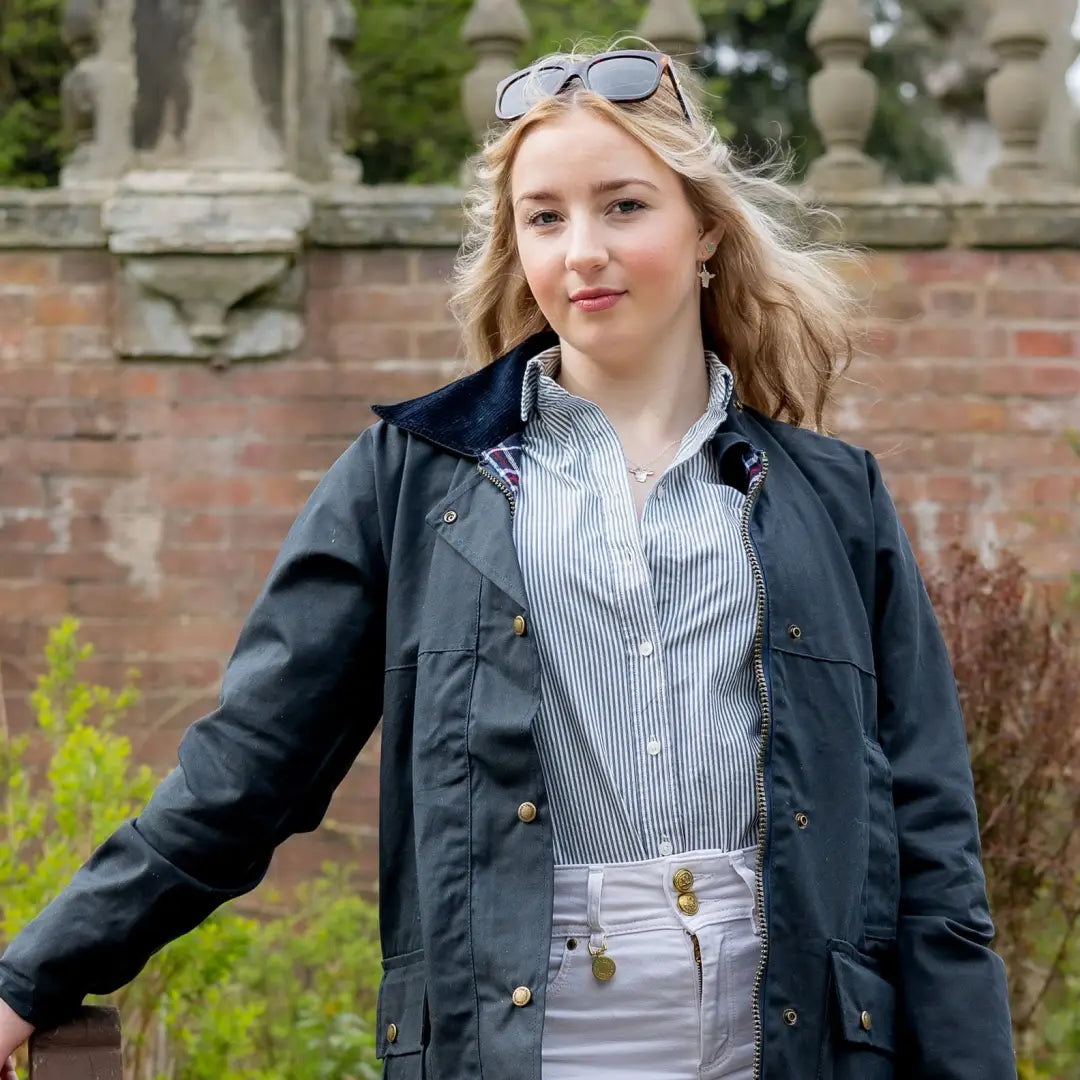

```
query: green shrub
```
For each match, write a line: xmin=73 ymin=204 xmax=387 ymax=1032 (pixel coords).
xmin=0 ymin=0 xmax=69 ymax=187
xmin=0 ymin=618 xmax=381 ymax=1079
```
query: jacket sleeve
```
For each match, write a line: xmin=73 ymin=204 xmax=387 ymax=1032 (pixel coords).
xmin=865 ymin=452 xmax=1016 ymax=1078
xmin=0 ymin=425 xmax=389 ymax=1030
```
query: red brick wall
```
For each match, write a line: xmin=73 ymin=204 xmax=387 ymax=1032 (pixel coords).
xmin=1 ymin=245 xmax=1078 ymax=897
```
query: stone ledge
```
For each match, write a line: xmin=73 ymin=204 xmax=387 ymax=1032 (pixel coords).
xmin=805 ymin=183 xmax=1080 ymax=248
xmin=5 ymin=182 xmax=1080 ymax=250
xmin=0 ymin=186 xmax=111 ymax=248
xmin=308 ymin=184 xmax=465 ymax=247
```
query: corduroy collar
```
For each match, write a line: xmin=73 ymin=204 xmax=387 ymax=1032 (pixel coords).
xmin=370 ymin=329 xmax=749 ymax=464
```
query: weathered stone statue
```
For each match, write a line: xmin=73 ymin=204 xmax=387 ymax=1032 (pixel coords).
xmin=60 ymin=0 xmax=362 ymax=365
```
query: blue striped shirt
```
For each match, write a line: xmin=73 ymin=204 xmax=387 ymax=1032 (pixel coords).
xmin=513 ymin=345 xmax=762 ymax=866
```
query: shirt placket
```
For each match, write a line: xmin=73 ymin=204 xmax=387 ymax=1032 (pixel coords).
xmin=588 ymin=416 xmax=682 ymax=859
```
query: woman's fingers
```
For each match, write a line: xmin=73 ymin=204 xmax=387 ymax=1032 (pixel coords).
xmin=1 ymin=1056 xmax=17 ymax=1080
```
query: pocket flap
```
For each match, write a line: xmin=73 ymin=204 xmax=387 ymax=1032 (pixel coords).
xmin=376 ymin=960 xmax=426 ymax=1059
xmin=829 ymin=944 xmax=896 ymax=1054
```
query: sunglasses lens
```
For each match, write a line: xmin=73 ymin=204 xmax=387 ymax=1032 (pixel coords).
xmin=498 ymin=65 xmax=567 ymax=118
xmin=587 ymin=55 xmax=662 ymax=100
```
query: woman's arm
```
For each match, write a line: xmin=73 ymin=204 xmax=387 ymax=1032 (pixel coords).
xmin=865 ymin=452 xmax=1016 ymax=1078
xmin=0 ymin=425 xmax=389 ymax=1031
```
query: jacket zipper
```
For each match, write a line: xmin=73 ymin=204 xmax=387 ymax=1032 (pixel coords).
xmin=740 ymin=452 xmax=771 ymax=1080
xmin=477 ymin=461 xmax=517 ymax=517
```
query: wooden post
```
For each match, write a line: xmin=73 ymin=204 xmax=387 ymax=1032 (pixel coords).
xmin=28 ymin=1007 xmax=122 ymax=1080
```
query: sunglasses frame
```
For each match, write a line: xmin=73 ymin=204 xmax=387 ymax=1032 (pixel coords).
xmin=494 ymin=49 xmax=692 ymax=123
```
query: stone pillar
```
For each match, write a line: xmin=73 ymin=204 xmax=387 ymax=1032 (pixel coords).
xmin=639 ymin=0 xmax=707 ymax=102
xmin=805 ymin=0 xmax=884 ymax=191
xmin=985 ymin=2 xmax=1052 ymax=188
xmin=59 ymin=0 xmax=361 ymax=366
xmin=460 ymin=0 xmax=531 ymax=143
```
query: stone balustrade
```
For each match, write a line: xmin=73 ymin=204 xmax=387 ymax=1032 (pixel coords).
xmin=4 ymin=0 xmax=1067 ymax=371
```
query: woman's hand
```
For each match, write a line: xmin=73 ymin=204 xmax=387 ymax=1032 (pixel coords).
xmin=0 ymin=998 xmax=34 ymax=1080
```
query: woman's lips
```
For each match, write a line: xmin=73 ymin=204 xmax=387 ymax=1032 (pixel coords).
xmin=571 ymin=292 xmax=624 ymax=312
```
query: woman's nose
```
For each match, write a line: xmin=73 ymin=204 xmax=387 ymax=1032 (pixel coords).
xmin=564 ymin=221 xmax=609 ymax=273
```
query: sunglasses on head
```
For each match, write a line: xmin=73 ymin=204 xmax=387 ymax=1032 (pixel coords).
xmin=494 ymin=49 xmax=692 ymax=123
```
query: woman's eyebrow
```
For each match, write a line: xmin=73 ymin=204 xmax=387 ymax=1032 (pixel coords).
xmin=513 ymin=178 xmax=661 ymax=206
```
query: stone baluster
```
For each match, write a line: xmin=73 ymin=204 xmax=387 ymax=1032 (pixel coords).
xmin=639 ymin=0 xmax=707 ymax=102
xmin=460 ymin=0 xmax=531 ymax=145
xmin=29 ymin=1006 xmax=122 ymax=1080
xmin=327 ymin=0 xmax=362 ymax=183
xmin=985 ymin=2 xmax=1051 ymax=187
xmin=806 ymin=0 xmax=884 ymax=191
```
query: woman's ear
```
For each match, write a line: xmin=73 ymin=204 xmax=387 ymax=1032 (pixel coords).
xmin=698 ymin=220 xmax=725 ymax=260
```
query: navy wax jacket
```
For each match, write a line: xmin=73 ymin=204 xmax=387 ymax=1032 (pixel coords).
xmin=0 ymin=330 xmax=1015 ymax=1078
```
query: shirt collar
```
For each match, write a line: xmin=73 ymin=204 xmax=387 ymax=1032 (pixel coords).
xmin=520 ymin=343 xmax=735 ymax=429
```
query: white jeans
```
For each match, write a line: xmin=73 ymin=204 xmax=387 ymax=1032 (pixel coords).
xmin=541 ymin=846 xmax=760 ymax=1080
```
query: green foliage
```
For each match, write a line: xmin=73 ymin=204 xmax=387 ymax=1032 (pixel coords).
xmin=0 ymin=618 xmax=382 ymax=1079
xmin=0 ymin=0 xmax=69 ymax=187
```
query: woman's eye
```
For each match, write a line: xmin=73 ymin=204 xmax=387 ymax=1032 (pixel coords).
xmin=527 ymin=210 xmax=560 ymax=227
xmin=613 ymin=199 xmax=645 ymax=214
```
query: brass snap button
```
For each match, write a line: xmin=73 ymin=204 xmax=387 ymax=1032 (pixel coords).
xmin=386 ymin=1022 xmax=398 ymax=1044
xmin=787 ymin=624 xmax=802 ymax=639
xmin=513 ymin=614 xmax=527 ymax=636
xmin=443 ymin=509 xmax=458 ymax=524
xmin=795 ymin=812 xmax=809 ymax=829
xmin=783 ymin=1007 xmax=798 ymax=1027
xmin=512 ymin=985 xmax=532 ymax=1007
xmin=517 ymin=801 xmax=537 ymax=823
xmin=860 ymin=1010 xmax=872 ymax=1031
xmin=672 ymin=867 xmax=694 ymax=893
xmin=676 ymin=892 xmax=699 ymax=916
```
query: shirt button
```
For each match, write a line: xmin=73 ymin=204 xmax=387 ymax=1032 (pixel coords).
xmin=783 ymin=1007 xmax=798 ymax=1027
xmin=658 ymin=839 xmax=674 ymax=857
xmin=795 ymin=812 xmax=809 ymax=829
xmin=860 ymin=1010 xmax=873 ymax=1031
xmin=638 ymin=640 xmax=654 ymax=657
xmin=386 ymin=1022 xmax=398 ymax=1043
xmin=442 ymin=509 xmax=457 ymax=524
xmin=517 ymin=801 xmax=537 ymax=823
xmin=646 ymin=739 xmax=662 ymax=756
xmin=512 ymin=986 xmax=532 ymax=1007
xmin=787 ymin=623 xmax=802 ymax=640
xmin=513 ymin=614 xmax=527 ymax=636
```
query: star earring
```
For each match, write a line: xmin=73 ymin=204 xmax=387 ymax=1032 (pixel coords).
xmin=699 ymin=241 xmax=716 ymax=289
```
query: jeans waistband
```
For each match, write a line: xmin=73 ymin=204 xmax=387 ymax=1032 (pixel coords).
xmin=551 ymin=845 xmax=757 ymax=932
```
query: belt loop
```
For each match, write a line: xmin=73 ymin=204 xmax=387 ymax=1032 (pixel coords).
xmin=730 ymin=849 xmax=761 ymax=936
xmin=587 ymin=866 xmax=606 ymax=954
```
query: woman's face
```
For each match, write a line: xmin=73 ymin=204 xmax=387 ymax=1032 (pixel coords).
xmin=510 ymin=107 xmax=712 ymax=365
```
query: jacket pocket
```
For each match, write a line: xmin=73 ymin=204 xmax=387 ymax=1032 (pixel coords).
xmin=819 ymin=940 xmax=896 ymax=1080
xmin=376 ymin=956 xmax=427 ymax=1076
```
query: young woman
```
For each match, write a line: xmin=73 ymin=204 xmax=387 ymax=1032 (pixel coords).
xmin=0 ymin=44 xmax=1015 ymax=1080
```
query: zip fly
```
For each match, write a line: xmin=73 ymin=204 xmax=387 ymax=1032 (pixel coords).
xmin=740 ymin=451 xmax=772 ymax=1080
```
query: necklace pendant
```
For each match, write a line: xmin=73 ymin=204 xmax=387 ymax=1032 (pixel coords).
xmin=632 ymin=468 xmax=652 ymax=483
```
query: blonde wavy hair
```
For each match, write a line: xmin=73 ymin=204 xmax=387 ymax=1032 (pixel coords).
xmin=448 ymin=40 xmax=860 ymax=432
